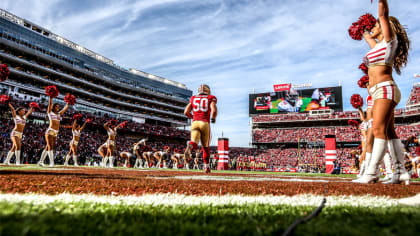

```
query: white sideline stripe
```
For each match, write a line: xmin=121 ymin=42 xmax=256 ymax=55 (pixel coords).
xmin=151 ymin=175 xmax=347 ymax=183
xmin=218 ymin=151 xmax=229 ymax=154
xmin=325 ymin=150 xmax=337 ymax=154
xmin=0 ymin=193 xmax=413 ymax=207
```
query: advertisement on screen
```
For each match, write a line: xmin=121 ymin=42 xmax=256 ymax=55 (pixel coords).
xmin=249 ymin=86 xmax=343 ymax=115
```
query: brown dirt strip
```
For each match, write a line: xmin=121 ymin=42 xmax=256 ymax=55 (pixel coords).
xmin=0 ymin=168 xmax=419 ymax=198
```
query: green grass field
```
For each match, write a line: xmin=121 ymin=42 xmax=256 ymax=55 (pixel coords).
xmin=0 ymin=201 xmax=419 ymax=236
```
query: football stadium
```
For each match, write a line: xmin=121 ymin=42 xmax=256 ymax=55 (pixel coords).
xmin=1 ymin=1 xmax=420 ymax=235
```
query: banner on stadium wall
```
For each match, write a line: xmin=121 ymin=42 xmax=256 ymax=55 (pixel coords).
xmin=273 ymin=83 xmax=291 ymax=92
xmin=249 ymin=86 xmax=343 ymax=115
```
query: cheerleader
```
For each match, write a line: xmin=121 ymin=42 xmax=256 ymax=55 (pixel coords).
xmin=171 ymin=148 xmax=184 ymax=169
xmin=4 ymin=103 xmax=33 ymax=165
xmin=357 ymin=107 xmax=368 ymax=176
xmin=64 ymin=119 xmax=87 ymax=166
xmin=133 ymin=138 xmax=147 ymax=168
xmin=120 ymin=151 xmax=133 ymax=168
xmin=357 ymin=0 xmax=410 ymax=184
xmin=182 ymin=148 xmax=191 ymax=170
xmin=99 ymin=120 xmax=125 ymax=168
xmin=193 ymin=151 xmax=201 ymax=170
xmin=142 ymin=147 xmax=154 ymax=169
xmin=38 ymin=97 xmax=69 ymax=167
xmin=153 ymin=146 xmax=171 ymax=169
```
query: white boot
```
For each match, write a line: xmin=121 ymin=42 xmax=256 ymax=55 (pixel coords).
xmin=139 ymin=159 xmax=144 ymax=169
xmin=73 ymin=155 xmax=78 ymax=167
xmin=380 ymin=152 xmax=393 ymax=182
xmin=144 ymin=161 xmax=149 ymax=168
xmin=38 ymin=149 xmax=47 ymax=166
xmin=156 ymin=161 xmax=161 ymax=169
xmin=358 ymin=160 xmax=366 ymax=178
xmin=15 ymin=151 xmax=21 ymax=165
xmin=383 ymin=139 xmax=410 ymax=185
xmin=109 ymin=156 xmax=114 ymax=168
xmin=4 ymin=151 xmax=14 ymax=165
xmin=48 ymin=151 xmax=55 ymax=167
xmin=163 ymin=162 xmax=167 ymax=169
xmin=185 ymin=164 xmax=190 ymax=170
xmin=102 ymin=157 xmax=109 ymax=167
xmin=134 ymin=159 xmax=139 ymax=168
xmin=64 ymin=155 xmax=70 ymax=166
xmin=354 ymin=139 xmax=386 ymax=184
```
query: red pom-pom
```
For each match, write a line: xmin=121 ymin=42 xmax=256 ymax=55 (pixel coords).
xmin=358 ymin=75 xmax=369 ymax=88
xmin=86 ymin=118 xmax=93 ymax=123
xmin=359 ymin=63 xmax=368 ymax=74
xmin=73 ymin=113 xmax=82 ymax=120
xmin=351 ymin=94 xmax=364 ymax=109
xmin=0 ymin=95 xmax=10 ymax=104
xmin=64 ymin=94 xmax=76 ymax=105
xmin=45 ymin=85 xmax=59 ymax=98
xmin=349 ymin=13 xmax=377 ymax=41
xmin=348 ymin=22 xmax=362 ymax=40
xmin=348 ymin=119 xmax=360 ymax=127
xmin=358 ymin=13 xmax=377 ymax=32
xmin=29 ymin=102 xmax=40 ymax=110
xmin=0 ymin=64 xmax=10 ymax=82
xmin=120 ymin=121 xmax=128 ymax=128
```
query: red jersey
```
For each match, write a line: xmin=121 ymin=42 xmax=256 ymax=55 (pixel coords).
xmin=190 ymin=94 xmax=217 ymax=122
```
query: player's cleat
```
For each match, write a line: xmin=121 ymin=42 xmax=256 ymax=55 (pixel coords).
xmin=352 ymin=174 xmax=378 ymax=184
xmin=379 ymin=174 xmax=393 ymax=182
xmin=37 ymin=162 xmax=45 ymax=167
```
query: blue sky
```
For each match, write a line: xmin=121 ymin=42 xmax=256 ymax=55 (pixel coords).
xmin=2 ymin=0 xmax=420 ymax=147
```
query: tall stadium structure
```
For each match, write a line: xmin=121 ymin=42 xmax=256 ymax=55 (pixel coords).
xmin=0 ymin=9 xmax=191 ymax=127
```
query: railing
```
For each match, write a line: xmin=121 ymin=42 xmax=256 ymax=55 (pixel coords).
xmin=0 ymin=51 xmax=185 ymax=111
xmin=2 ymin=79 xmax=188 ymax=126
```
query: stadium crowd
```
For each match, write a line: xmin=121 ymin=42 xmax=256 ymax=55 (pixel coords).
xmin=253 ymin=124 xmax=420 ymax=143
xmin=0 ymin=98 xmax=189 ymax=166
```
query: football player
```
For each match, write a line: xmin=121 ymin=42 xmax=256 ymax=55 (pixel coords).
xmin=184 ymin=84 xmax=218 ymax=173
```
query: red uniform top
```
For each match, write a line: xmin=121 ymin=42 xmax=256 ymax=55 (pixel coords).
xmin=190 ymin=94 xmax=217 ymax=122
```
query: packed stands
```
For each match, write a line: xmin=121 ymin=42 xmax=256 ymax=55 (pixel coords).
xmin=253 ymin=124 xmax=420 ymax=143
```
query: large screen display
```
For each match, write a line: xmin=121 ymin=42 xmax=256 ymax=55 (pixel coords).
xmin=249 ymin=86 xmax=343 ymax=115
